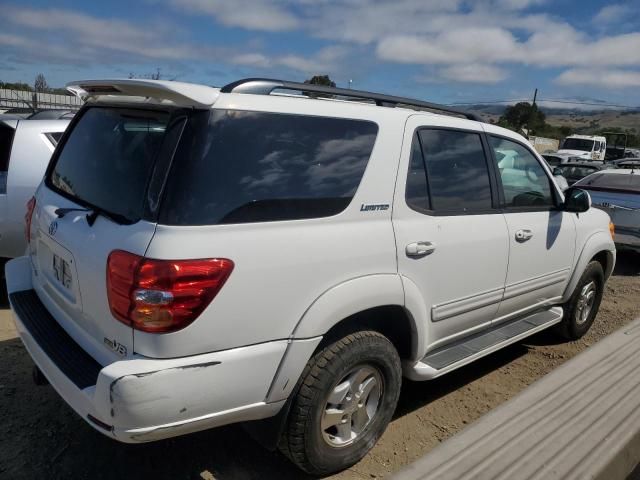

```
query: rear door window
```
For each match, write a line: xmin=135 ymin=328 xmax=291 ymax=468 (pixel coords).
xmin=411 ymin=128 xmax=493 ymax=213
xmin=160 ymin=110 xmax=378 ymax=225
xmin=48 ymin=107 xmax=171 ymax=222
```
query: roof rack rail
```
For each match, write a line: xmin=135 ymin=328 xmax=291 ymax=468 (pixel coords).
xmin=220 ymin=78 xmax=483 ymax=122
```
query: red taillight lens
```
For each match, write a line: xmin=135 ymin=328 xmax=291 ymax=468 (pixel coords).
xmin=25 ymin=196 xmax=36 ymax=243
xmin=106 ymin=250 xmax=234 ymax=333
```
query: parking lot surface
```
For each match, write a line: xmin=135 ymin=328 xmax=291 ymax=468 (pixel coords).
xmin=1 ymin=252 xmax=639 ymax=479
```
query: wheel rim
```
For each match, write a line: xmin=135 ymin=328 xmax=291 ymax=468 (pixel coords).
xmin=575 ymin=280 xmax=597 ymax=325
xmin=320 ymin=365 xmax=383 ymax=448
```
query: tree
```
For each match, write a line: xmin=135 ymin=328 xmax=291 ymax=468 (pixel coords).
xmin=498 ymin=102 xmax=546 ymax=135
xmin=34 ymin=73 xmax=48 ymax=93
xmin=304 ymin=75 xmax=336 ymax=88
xmin=303 ymin=75 xmax=336 ymax=98
xmin=0 ymin=81 xmax=33 ymax=91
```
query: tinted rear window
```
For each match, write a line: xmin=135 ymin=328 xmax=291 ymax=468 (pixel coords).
xmin=160 ymin=110 xmax=378 ymax=225
xmin=417 ymin=129 xmax=492 ymax=212
xmin=49 ymin=107 xmax=170 ymax=222
xmin=575 ymin=172 xmax=640 ymax=193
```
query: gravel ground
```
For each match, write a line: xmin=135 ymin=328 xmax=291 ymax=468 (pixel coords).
xmin=1 ymin=252 xmax=639 ymax=480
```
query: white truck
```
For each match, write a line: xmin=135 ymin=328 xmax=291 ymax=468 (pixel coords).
xmin=554 ymin=134 xmax=607 ymax=162
xmin=6 ymin=78 xmax=615 ymax=475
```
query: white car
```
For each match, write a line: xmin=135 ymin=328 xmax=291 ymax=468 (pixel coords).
xmin=0 ymin=118 xmax=69 ymax=259
xmin=6 ymin=78 xmax=616 ymax=475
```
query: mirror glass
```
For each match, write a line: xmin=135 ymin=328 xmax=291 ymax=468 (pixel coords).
xmin=564 ymin=187 xmax=591 ymax=213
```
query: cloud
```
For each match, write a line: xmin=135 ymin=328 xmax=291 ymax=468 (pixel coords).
xmin=377 ymin=28 xmax=521 ymax=65
xmin=169 ymin=0 xmax=299 ymax=31
xmin=1 ymin=4 xmax=342 ymax=76
xmin=232 ymin=46 xmax=349 ymax=75
xmin=493 ymin=0 xmax=547 ymax=10
xmin=555 ymin=69 xmax=640 ymax=88
xmin=439 ymin=64 xmax=509 ymax=84
xmin=3 ymin=0 xmax=640 ymax=97
xmin=593 ymin=4 xmax=633 ymax=24
xmin=2 ymin=6 xmax=216 ymax=63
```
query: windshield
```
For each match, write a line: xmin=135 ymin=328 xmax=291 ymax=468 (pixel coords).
xmin=575 ymin=172 xmax=640 ymax=193
xmin=48 ymin=107 xmax=170 ymax=222
xmin=562 ymin=138 xmax=594 ymax=152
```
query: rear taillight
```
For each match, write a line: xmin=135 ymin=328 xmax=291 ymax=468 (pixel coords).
xmin=25 ymin=196 xmax=36 ymax=243
xmin=107 ymin=250 xmax=234 ymax=333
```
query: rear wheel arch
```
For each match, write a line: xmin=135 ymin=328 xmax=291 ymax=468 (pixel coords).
xmin=291 ymin=274 xmax=421 ymax=360
xmin=317 ymin=305 xmax=415 ymax=360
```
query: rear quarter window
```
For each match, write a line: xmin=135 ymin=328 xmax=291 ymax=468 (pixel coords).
xmin=160 ymin=110 xmax=378 ymax=225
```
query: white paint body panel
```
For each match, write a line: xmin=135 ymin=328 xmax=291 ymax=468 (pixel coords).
xmin=0 ymin=119 xmax=69 ymax=258
xmin=5 ymin=79 xmax=616 ymax=443
xmin=393 ymin=116 xmax=510 ymax=350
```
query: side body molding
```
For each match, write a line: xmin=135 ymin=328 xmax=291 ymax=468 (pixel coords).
xmin=562 ymin=230 xmax=616 ymax=302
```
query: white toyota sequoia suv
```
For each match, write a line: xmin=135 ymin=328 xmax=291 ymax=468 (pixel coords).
xmin=6 ymin=78 xmax=616 ymax=475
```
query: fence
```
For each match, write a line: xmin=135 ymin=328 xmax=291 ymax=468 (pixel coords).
xmin=0 ymin=88 xmax=82 ymax=111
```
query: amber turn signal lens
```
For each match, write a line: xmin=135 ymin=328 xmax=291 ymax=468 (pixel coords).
xmin=609 ymin=221 xmax=615 ymax=240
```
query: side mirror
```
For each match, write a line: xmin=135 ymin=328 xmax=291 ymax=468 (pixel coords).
xmin=563 ymin=187 xmax=591 ymax=213
xmin=552 ymin=167 xmax=563 ymax=176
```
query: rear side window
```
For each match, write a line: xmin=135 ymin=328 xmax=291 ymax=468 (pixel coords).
xmin=44 ymin=131 xmax=64 ymax=147
xmin=0 ymin=124 xmax=15 ymax=194
xmin=413 ymin=129 xmax=493 ymax=213
xmin=49 ymin=107 xmax=170 ymax=222
xmin=160 ymin=110 xmax=378 ymax=225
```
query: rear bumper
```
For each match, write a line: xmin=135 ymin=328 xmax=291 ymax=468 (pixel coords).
xmin=6 ymin=256 xmax=288 ymax=443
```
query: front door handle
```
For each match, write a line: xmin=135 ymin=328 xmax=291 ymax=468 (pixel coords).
xmin=406 ymin=241 xmax=436 ymax=257
xmin=515 ymin=229 xmax=533 ymax=242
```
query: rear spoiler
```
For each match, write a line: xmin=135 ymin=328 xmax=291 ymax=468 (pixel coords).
xmin=65 ymin=79 xmax=220 ymax=108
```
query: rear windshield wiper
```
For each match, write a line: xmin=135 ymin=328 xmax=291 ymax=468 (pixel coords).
xmin=55 ymin=206 xmax=136 ymax=226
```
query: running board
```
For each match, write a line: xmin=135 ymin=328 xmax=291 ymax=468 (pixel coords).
xmin=405 ymin=307 xmax=563 ymax=381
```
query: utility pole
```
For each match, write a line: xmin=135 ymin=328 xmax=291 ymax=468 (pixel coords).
xmin=528 ymin=88 xmax=538 ymax=138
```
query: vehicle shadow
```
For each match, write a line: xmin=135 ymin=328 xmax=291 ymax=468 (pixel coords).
xmin=613 ymin=250 xmax=640 ymax=276
xmin=394 ymin=342 xmax=529 ymax=418
xmin=0 ymin=336 xmax=530 ymax=480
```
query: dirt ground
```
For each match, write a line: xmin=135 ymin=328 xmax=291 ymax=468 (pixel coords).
xmin=1 ymin=252 xmax=640 ymax=480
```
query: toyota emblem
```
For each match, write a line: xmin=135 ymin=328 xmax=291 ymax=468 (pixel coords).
xmin=48 ymin=221 xmax=58 ymax=236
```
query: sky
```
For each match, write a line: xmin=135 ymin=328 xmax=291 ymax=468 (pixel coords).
xmin=1 ymin=0 xmax=640 ymax=108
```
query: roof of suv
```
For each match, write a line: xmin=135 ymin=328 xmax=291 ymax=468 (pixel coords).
xmin=67 ymin=77 xmax=481 ymax=120
xmin=65 ymin=78 xmax=535 ymax=148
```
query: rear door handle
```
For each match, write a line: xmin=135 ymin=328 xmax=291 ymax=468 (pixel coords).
xmin=515 ymin=229 xmax=533 ymax=242
xmin=406 ymin=241 xmax=436 ymax=257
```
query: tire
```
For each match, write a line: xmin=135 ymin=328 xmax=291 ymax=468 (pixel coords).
xmin=279 ymin=331 xmax=402 ymax=475
xmin=557 ymin=261 xmax=604 ymax=340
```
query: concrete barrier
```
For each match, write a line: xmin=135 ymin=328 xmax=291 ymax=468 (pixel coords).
xmin=393 ymin=318 xmax=640 ymax=480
